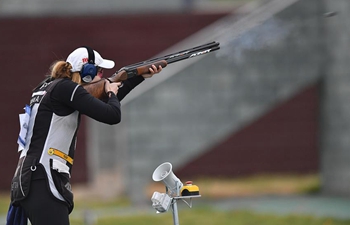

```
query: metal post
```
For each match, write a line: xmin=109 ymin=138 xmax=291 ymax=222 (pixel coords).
xmin=169 ymin=181 xmax=180 ymax=225
xmin=171 ymin=199 xmax=180 ymax=225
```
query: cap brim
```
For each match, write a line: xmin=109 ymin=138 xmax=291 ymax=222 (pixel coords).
xmin=98 ymin=59 xmax=115 ymax=69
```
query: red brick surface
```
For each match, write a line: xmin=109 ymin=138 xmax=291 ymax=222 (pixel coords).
xmin=176 ymin=84 xmax=320 ymax=179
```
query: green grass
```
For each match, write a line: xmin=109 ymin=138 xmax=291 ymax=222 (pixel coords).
xmin=1 ymin=174 xmax=346 ymax=225
xmin=148 ymin=173 xmax=321 ymax=199
xmin=68 ymin=207 xmax=350 ymax=225
xmin=0 ymin=194 xmax=10 ymax=214
xmin=74 ymin=197 xmax=131 ymax=210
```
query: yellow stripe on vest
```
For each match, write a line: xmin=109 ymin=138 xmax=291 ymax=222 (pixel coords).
xmin=48 ymin=148 xmax=74 ymax=165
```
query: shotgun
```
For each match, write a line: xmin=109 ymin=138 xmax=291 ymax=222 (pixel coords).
xmin=83 ymin=41 xmax=220 ymax=99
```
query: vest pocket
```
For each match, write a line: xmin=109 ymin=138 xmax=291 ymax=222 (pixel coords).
xmin=50 ymin=159 xmax=74 ymax=213
xmin=10 ymin=156 xmax=36 ymax=205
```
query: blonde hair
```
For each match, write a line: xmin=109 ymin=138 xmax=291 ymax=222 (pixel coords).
xmin=50 ymin=61 xmax=82 ymax=84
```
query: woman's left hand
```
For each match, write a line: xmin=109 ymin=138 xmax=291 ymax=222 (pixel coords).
xmin=142 ymin=65 xmax=163 ymax=79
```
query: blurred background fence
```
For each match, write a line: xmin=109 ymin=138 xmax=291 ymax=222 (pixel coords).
xmin=0 ymin=0 xmax=349 ymax=209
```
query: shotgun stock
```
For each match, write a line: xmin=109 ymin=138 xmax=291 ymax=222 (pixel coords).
xmin=83 ymin=41 xmax=220 ymax=99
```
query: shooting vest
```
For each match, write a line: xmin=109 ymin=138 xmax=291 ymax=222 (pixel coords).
xmin=11 ymin=78 xmax=78 ymax=213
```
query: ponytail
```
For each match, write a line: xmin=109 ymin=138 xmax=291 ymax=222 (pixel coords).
xmin=50 ymin=61 xmax=72 ymax=79
xmin=49 ymin=61 xmax=82 ymax=84
xmin=33 ymin=60 xmax=83 ymax=91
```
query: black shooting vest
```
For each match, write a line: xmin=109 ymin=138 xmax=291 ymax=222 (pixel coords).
xmin=11 ymin=78 xmax=79 ymax=213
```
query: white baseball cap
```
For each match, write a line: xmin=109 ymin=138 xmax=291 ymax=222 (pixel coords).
xmin=66 ymin=47 xmax=115 ymax=72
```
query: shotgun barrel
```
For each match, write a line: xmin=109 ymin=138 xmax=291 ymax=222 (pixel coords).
xmin=119 ymin=41 xmax=220 ymax=79
xmin=83 ymin=41 xmax=220 ymax=99
xmin=120 ymin=41 xmax=219 ymax=70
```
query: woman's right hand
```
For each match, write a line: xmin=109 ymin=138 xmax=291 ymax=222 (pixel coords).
xmin=105 ymin=80 xmax=121 ymax=96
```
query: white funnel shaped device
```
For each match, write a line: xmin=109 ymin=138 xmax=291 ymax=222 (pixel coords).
xmin=152 ymin=162 xmax=183 ymax=195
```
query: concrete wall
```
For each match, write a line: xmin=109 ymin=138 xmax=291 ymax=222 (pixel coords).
xmin=99 ymin=0 xmax=327 ymax=203
xmin=0 ymin=0 xmax=188 ymax=16
xmin=320 ymin=0 xmax=350 ymax=196
xmin=0 ymin=0 xmax=234 ymax=17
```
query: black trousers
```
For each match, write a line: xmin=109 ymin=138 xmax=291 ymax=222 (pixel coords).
xmin=19 ymin=167 xmax=70 ymax=225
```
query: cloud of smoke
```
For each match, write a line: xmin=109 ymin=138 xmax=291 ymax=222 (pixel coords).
xmin=218 ymin=18 xmax=293 ymax=64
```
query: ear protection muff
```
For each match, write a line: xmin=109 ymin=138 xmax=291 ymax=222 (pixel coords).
xmin=80 ymin=46 xmax=97 ymax=83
